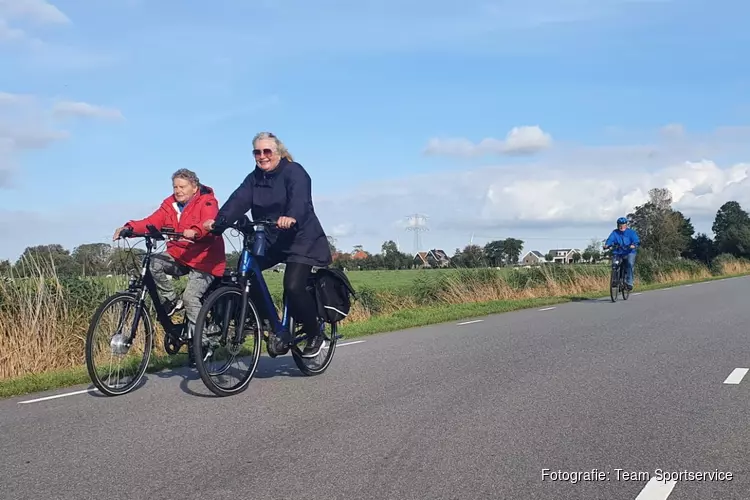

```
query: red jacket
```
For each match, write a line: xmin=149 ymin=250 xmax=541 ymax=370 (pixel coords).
xmin=125 ymin=185 xmax=226 ymax=277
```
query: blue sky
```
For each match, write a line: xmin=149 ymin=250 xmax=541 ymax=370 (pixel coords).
xmin=1 ymin=0 xmax=750 ymax=261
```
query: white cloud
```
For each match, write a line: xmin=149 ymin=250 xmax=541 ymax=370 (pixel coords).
xmin=329 ymin=223 xmax=354 ymax=238
xmin=0 ymin=92 xmax=121 ymax=188
xmin=0 ymin=0 xmax=69 ymax=25
xmin=3 ymin=123 xmax=750 ymax=261
xmin=660 ymin=123 xmax=684 ymax=139
xmin=144 ymin=0 xmax=668 ymax=62
xmin=0 ymin=0 xmax=109 ymax=69
xmin=53 ymin=101 xmax=125 ymax=121
xmin=0 ymin=0 xmax=66 ymax=47
xmin=0 ymin=18 xmax=33 ymax=44
xmin=424 ymin=125 xmax=553 ymax=157
xmin=313 ymin=125 xmax=750 ymax=255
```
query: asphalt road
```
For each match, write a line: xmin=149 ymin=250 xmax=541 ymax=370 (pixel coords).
xmin=2 ymin=277 xmax=750 ymax=500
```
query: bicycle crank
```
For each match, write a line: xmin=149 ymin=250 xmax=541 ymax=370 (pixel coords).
xmin=163 ymin=332 xmax=182 ymax=355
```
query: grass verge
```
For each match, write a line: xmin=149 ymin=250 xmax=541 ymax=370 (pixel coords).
xmin=2 ymin=268 xmax=748 ymax=400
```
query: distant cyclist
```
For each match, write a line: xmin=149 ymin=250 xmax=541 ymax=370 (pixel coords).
xmin=603 ymin=217 xmax=640 ymax=290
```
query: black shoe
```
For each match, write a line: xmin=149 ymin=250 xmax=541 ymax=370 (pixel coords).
xmin=267 ymin=332 xmax=289 ymax=358
xmin=163 ymin=299 xmax=183 ymax=316
xmin=301 ymin=334 xmax=325 ymax=358
xmin=626 ymin=284 xmax=633 ymax=290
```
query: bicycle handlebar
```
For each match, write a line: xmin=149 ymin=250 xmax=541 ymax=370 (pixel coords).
xmin=604 ymin=243 xmax=634 ymax=249
xmin=119 ymin=224 xmax=185 ymax=241
xmin=210 ymin=216 xmax=281 ymax=236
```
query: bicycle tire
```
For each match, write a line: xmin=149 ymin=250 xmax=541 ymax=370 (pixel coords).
xmin=292 ymin=321 xmax=338 ymax=376
xmin=621 ymin=263 xmax=630 ymax=300
xmin=85 ymin=292 xmax=154 ymax=396
xmin=610 ymin=266 xmax=619 ymax=302
xmin=192 ymin=286 xmax=262 ymax=397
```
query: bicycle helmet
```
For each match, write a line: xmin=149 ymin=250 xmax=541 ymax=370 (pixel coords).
xmin=616 ymin=217 xmax=628 ymax=225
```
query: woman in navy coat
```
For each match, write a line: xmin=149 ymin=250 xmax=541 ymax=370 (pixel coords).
xmin=204 ymin=132 xmax=332 ymax=358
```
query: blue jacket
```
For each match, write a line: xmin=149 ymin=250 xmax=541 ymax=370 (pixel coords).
xmin=605 ymin=228 xmax=640 ymax=255
xmin=215 ymin=158 xmax=332 ymax=268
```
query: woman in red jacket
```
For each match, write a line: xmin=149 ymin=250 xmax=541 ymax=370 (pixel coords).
xmin=112 ymin=168 xmax=226 ymax=333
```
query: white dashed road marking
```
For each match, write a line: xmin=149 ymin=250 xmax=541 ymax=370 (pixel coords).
xmin=723 ymin=368 xmax=749 ymax=385
xmin=338 ymin=340 xmax=365 ymax=347
xmin=539 ymin=307 xmax=556 ymax=311
xmin=634 ymin=477 xmax=677 ymax=499
xmin=18 ymin=388 xmax=98 ymax=404
xmin=457 ymin=320 xmax=483 ymax=325
xmin=18 ymin=340 xmax=368 ymax=404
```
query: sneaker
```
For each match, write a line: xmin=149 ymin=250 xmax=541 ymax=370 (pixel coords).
xmin=163 ymin=299 xmax=184 ymax=316
xmin=301 ymin=334 xmax=325 ymax=358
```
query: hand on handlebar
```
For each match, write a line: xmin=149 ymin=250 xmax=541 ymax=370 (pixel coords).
xmin=204 ymin=216 xmax=295 ymax=234
xmin=277 ymin=216 xmax=296 ymax=229
xmin=113 ymin=226 xmax=131 ymax=241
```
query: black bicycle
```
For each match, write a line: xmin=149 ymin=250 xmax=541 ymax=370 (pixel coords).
xmin=191 ymin=216 xmax=341 ymax=397
xmin=607 ymin=244 xmax=632 ymax=302
xmin=84 ymin=224 xmax=227 ymax=396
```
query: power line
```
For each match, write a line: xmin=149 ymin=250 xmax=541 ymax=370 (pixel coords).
xmin=405 ymin=213 xmax=429 ymax=254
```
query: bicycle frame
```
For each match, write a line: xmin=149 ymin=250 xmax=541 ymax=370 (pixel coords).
xmin=121 ymin=226 xmax=187 ymax=347
xmin=237 ymin=247 xmax=291 ymax=337
xmin=223 ymin=219 xmax=324 ymax=349
xmin=611 ymin=256 xmax=626 ymax=286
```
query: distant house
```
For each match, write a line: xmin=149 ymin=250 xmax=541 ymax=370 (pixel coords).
xmin=548 ymin=248 xmax=582 ymax=264
xmin=520 ymin=250 xmax=546 ymax=265
xmin=414 ymin=249 xmax=451 ymax=268
xmin=350 ymin=249 xmax=368 ymax=260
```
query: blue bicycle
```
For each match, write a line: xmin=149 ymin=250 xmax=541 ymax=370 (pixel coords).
xmin=191 ymin=216 xmax=341 ymax=397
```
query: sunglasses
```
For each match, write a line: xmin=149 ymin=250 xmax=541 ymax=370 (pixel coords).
xmin=253 ymin=148 xmax=275 ymax=157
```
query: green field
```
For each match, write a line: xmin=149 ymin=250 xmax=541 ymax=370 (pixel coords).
xmin=93 ymin=267 xmax=513 ymax=296
xmin=262 ymin=267 xmax=491 ymax=293
xmin=3 ymin=255 xmax=750 ymax=398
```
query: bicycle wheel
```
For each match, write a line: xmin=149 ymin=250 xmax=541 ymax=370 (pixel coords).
xmin=621 ymin=265 xmax=630 ymax=300
xmin=292 ymin=321 xmax=338 ymax=376
xmin=192 ymin=286 xmax=262 ymax=397
xmin=85 ymin=292 xmax=154 ymax=396
xmin=609 ymin=266 xmax=619 ymax=302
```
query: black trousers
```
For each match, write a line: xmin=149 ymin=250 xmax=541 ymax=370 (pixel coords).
xmin=256 ymin=256 xmax=319 ymax=337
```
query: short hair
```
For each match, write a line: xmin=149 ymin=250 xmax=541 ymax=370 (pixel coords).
xmin=172 ymin=168 xmax=199 ymax=185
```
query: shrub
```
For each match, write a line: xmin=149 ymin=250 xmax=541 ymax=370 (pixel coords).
xmin=2 ymin=255 xmax=750 ymax=381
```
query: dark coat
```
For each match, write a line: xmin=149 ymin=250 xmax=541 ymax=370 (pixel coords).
xmin=216 ymin=158 xmax=332 ymax=268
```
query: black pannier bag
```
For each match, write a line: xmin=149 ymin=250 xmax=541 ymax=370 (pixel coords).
xmin=314 ymin=268 xmax=357 ymax=323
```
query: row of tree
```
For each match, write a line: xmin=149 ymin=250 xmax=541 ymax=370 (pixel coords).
xmin=626 ymin=188 xmax=748 ymax=265
xmin=0 ymin=234 xmax=529 ymax=276
xmin=2 ymin=191 xmax=750 ymax=277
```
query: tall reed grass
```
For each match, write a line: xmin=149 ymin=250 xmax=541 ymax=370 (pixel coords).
xmin=2 ymin=253 xmax=749 ymax=381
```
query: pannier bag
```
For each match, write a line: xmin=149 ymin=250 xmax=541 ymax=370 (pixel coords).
xmin=314 ymin=268 xmax=357 ymax=323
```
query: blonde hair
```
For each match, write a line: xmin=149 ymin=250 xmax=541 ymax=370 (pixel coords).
xmin=253 ymin=131 xmax=293 ymax=161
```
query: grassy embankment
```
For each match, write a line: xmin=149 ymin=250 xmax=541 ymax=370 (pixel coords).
xmin=2 ymin=254 xmax=749 ymax=398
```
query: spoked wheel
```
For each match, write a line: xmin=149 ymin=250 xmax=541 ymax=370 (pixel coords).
xmin=292 ymin=321 xmax=338 ymax=376
xmin=85 ymin=292 xmax=154 ymax=396
xmin=621 ymin=268 xmax=631 ymax=300
xmin=610 ymin=268 xmax=619 ymax=303
xmin=192 ymin=286 xmax=262 ymax=397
